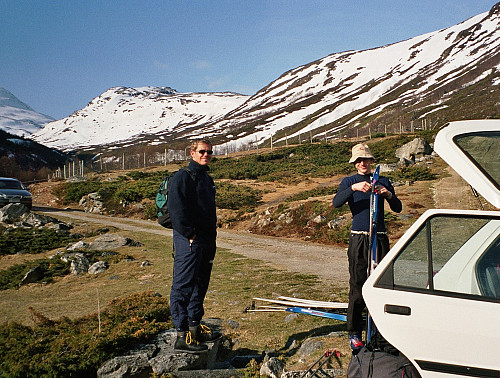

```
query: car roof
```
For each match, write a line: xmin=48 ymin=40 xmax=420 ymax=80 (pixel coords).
xmin=434 ymin=120 xmax=500 ymax=209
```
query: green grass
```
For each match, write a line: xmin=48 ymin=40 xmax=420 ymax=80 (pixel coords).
xmin=0 ymin=250 xmax=132 ymax=290
xmin=0 ymin=224 xmax=351 ymax=376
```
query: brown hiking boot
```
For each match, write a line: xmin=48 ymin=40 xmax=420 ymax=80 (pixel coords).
xmin=189 ymin=324 xmax=222 ymax=343
xmin=174 ymin=331 xmax=208 ymax=353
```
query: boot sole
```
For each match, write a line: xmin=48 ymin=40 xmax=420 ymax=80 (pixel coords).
xmin=174 ymin=348 xmax=208 ymax=354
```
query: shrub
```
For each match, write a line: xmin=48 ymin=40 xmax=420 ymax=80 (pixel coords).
xmin=0 ymin=258 xmax=70 ymax=290
xmin=386 ymin=165 xmax=437 ymax=182
xmin=286 ymin=186 xmax=338 ymax=202
xmin=0 ymin=291 xmax=172 ymax=377
xmin=0 ymin=228 xmax=81 ymax=256
xmin=216 ymin=182 xmax=262 ymax=210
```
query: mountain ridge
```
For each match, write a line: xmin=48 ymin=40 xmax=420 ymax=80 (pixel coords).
xmin=5 ymin=2 xmax=500 ymax=153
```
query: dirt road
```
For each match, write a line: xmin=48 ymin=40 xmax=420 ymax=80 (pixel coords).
xmin=35 ymin=206 xmax=349 ymax=285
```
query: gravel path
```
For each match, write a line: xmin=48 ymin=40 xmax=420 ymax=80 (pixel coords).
xmin=35 ymin=206 xmax=349 ymax=285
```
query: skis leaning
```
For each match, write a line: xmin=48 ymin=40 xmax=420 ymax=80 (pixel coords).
xmin=366 ymin=164 xmax=380 ymax=343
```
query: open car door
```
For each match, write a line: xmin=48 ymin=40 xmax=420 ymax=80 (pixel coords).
xmin=363 ymin=120 xmax=500 ymax=377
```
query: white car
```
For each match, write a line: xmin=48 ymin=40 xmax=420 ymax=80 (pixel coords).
xmin=363 ymin=120 xmax=500 ymax=377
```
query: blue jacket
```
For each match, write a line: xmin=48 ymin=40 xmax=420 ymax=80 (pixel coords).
xmin=167 ymin=160 xmax=217 ymax=240
xmin=332 ymin=173 xmax=402 ymax=232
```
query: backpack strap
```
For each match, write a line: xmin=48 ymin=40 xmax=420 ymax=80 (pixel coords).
xmin=180 ymin=166 xmax=197 ymax=183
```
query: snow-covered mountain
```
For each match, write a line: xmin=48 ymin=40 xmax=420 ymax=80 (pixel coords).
xmin=203 ymin=3 xmax=500 ymax=149
xmin=32 ymin=3 xmax=500 ymax=152
xmin=0 ymin=88 xmax=55 ymax=137
xmin=32 ymin=87 xmax=249 ymax=151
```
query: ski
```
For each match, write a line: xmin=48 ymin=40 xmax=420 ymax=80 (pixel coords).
xmin=366 ymin=164 xmax=380 ymax=343
xmin=286 ymin=307 xmax=347 ymax=322
xmin=278 ymin=296 xmax=348 ymax=308
xmin=253 ymin=297 xmax=347 ymax=309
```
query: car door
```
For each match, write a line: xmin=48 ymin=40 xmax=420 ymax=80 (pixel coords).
xmin=363 ymin=120 xmax=500 ymax=377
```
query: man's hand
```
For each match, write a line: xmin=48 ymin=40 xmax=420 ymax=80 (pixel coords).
xmin=375 ymin=185 xmax=393 ymax=199
xmin=351 ymin=181 xmax=371 ymax=192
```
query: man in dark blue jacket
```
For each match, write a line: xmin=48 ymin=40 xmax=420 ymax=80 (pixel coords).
xmin=168 ymin=138 xmax=221 ymax=353
xmin=333 ymin=143 xmax=402 ymax=351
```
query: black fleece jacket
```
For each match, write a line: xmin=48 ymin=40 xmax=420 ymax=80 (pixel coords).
xmin=167 ymin=160 xmax=217 ymax=241
xmin=333 ymin=173 xmax=402 ymax=232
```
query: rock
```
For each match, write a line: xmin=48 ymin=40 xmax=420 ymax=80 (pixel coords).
xmin=89 ymin=233 xmax=142 ymax=251
xmin=259 ymin=357 xmax=285 ymax=378
xmin=298 ymin=337 xmax=323 ymax=358
xmin=311 ymin=215 xmax=326 ymax=224
xmin=61 ymin=252 xmax=90 ymax=275
xmin=141 ymin=260 xmax=151 ymax=267
xmin=21 ymin=266 xmax=43 ymax=285
xmin=395 ymin=137 xmax=433 ymax=163
xmin=327 ymin=216 xmax=346 ymax=229
xmin=226 ymin=319 xmax=240 ymax=329
xmin=80 ymin=192 xmax=105 ymax=214
xmin=67 ymin=240 xmax=89 ymax=251
xmin=21 ymin=212 xmax=65 ymax=227
xmin=97 ymin=354 xmax=151 ymax=378
xmin=88 ymin=261 xmax=108 ymax=274
xmin=285 ymin=313 xmax=299 ymax=323
xmin=97 ymin=321 xmax=224 ymax=377
xmin=0 ymin=203 xmax=30 ymax=223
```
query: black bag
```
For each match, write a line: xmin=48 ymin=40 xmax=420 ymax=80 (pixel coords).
xmin=155 ymin=167 xmax=196 ymax=228
xmin=347 ymin=332 xmax=421 ymax=378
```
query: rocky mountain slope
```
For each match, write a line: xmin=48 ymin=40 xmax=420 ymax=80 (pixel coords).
xmin=22 ymin=2 xmax=500 ymax=153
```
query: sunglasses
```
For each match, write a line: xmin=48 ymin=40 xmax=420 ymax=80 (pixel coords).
xmin=197 ymin=149 xmax=213 ymax=155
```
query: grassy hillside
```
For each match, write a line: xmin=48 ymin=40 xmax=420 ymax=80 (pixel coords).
xmin=47 ymin=132 xmax=439 ymax=246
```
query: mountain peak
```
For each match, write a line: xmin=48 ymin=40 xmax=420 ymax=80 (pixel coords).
xmin=0 ymin=87 xmax=34 ymax=111
xmin=0 ymin=88 xmax=55 ymax=137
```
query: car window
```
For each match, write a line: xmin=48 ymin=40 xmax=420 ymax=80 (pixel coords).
xmin=476 ymin=235 xmax=500 ymax=298
xmin=0 ymin=180 xmax=23 ymax=190
xmin=377 ymin=214 xmax=500 ymax=300
xmin=454 ymin=131 xmax=500 ymax=191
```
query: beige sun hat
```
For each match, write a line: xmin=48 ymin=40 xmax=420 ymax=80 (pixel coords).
xmin=349 ymin=143 xmax=375 ymax=163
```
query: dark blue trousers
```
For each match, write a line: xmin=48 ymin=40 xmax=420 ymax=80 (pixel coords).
xmin=170 ymin=230 xmax=216 ymax=331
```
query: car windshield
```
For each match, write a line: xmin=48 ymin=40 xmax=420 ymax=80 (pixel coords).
xmin=454 ymin=131 xmax=500 ymax=191
xmin=0 ymin=180 xmax=24 ymax=190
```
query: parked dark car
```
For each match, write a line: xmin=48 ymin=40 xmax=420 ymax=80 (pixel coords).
xmin=0 ymin=177 xmax=32 ymax=209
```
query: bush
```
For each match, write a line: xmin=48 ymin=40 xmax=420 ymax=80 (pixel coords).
xmin=216 ymin=182 xmax=262 ymax=210
xmin=0 ymin=228 xmax=81 ymax=256
xmin=0 ymin=258 xmax=70 ymax=290
xmin=286 ymin=186 xmax=338 ymax=202
xmin=0 ymin=291 xmax=172 ymax=377
xmin=386 ymin=165 xmax=437 ymax=182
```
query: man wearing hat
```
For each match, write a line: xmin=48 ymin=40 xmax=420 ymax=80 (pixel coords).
xmin=333 ymin=143 xmax=402 ymax=351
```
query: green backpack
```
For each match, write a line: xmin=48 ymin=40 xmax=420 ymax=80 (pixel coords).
xmin=155 ymin=167 xmax=196 ymax=228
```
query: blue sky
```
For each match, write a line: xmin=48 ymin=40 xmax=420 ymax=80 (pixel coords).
xmin=0 ymin=0 xmax=497 ymax=120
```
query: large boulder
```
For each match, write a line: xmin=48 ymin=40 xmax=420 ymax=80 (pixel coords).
xmin=21 ymin=266 xmax=44 ymax=285
xmin=20 ymin=212 xmax=69 ymax=228
xmin=60 ymin=252 xmax=90 ymax=275
xmin=0 ymin=203 xmax=30 ymax=223
xmin=89 ymin=233 xmax=142 ymax=251
xmin=98 ymin=321 xmax=224 ymax=377
xmin=79 ymin=192 xmax=105 ymax=214
xmin=395 ymin=137 xmax=433 ymax=163
xmin=88 ymin=261 xmax=108 ymax=274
